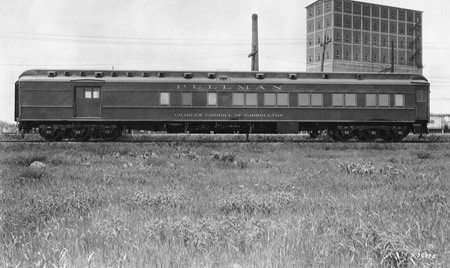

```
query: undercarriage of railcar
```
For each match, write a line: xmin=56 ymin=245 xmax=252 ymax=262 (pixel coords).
xmin=18 ymin=120 xmax=428 ymax=142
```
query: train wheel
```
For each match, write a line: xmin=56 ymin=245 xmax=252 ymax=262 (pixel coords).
xmin=74 ymin=129 xmax=91 ymax=142
xmin=359 ymin=130 xmax=377 ymax=142
xmin=391 ymin=132 xmax=403 ymax=142
xmin=43 ymin=128 xmax=62 ymax=142
xmin=331 ymin=129 xmax=348 ymax=142
xmin=382 ymin=130 xmax=393 ymax=142
xmin=309 ymin=130 xmax=319 ymax=139
xmin=102 ymin=128 xmax=122 ymax=141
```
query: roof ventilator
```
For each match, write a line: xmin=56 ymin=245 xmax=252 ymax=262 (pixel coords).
xmin=322 ymin=74 xmax=329 ymax=79
xmin=157 ymin=72 xmax=165 ymax=78
xmin=64 ymin=71 xmax=71 ymax=76
xmin=207 ymin=73 xmax=216 ymax=79
xmin=47 ymin=71 xmax=57 ymax=77
xmin=184 ymin=73 xmax=193 ymax=79
xmin=80 ymin=71 xmax=86 ymax=77
xmin=288 ymin=73 xmax=297 ymax=80
xmin=356 ymin=74 xmax=364 ymax=80
xmin=256 ymin=73 xmax=265 ymax=79
xmin=95 ymin=72 xmax=104 ymax=78
xmin=111 ymin=71 xmax=118 ymax=77
xmin=142 ymin=72 xmax=149 ymax=77
xmin=127 ymin=72 xmax=133 ymax=77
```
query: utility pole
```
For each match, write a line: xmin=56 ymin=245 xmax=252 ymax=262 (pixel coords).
xmin=248 ymin=14 xmax=259 ymax=71
xmin=391 ymin=40 xmax=395 ymax=73
xmin=320 ymin=29 xmax=332 ymax=72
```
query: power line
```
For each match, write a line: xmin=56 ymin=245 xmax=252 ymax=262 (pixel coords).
xmin=0 ymin=31 xmax=306 ymax=47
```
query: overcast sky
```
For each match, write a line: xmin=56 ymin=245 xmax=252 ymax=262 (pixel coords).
xmin=1 ymin=0 xmax=449 ymax=123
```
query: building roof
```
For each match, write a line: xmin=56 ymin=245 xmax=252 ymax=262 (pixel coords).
xmin=306 ymin=0 xmax=422 ymax=13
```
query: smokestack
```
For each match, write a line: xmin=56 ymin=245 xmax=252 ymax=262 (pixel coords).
xmin=248 ymin=14 xmax=259 ymax=71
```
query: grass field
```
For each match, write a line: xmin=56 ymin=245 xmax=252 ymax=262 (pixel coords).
xmin=1 ymin=140 xmax=449 ymax=267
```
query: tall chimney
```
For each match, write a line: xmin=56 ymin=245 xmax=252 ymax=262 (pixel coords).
xmin=249 ymin=14 xmax=259 ymax=71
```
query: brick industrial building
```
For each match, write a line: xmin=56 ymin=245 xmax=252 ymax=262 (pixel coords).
xmin=306 ymin=0 xmax=423 ymax=73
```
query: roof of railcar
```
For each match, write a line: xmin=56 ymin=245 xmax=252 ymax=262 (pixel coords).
xmin=18 ymin=69 xmax=429 ymax=85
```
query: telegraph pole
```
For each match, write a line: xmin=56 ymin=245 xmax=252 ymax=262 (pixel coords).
xmin=320 ymin=29 xmax=332 ymax=72
xmin=391 ymin=40 xmax=395 ymax=73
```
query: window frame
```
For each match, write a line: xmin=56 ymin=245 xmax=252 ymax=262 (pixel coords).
xmin=311 ymin=93 xmax=323 ymax=107
xmin=345 ymin=93 xmax=357 ymax=107
xmin=332 ymin=93 xmax=344 ymax=107
xmin=366 ymin=94 xmax=377 ymax=107
xmin=83 ymin=87 xmax=101 ymax=99
xmin=245 ymin=93 xmax=258 ymax=107
xmin=264 ymin=93 xmax=276 ymax=107
xmin=277 ymin=93 xmax=289 ymax=107
xmin=378 ymin=94 xmax=390 ymax=107
xmin=298 ymin=93 xmax=310 ymax=107
xmin=394 ymin=94 xmax=404 ymax=107
xmin=207 ymin=92 xmax=218 ymax=106
xmin=182 ymin=92 xmax=192 ymax=106
xmin=232 ymin=92 xmax=245 ymax=107
xmin=160 ymin=92 xmax=170 ymax=106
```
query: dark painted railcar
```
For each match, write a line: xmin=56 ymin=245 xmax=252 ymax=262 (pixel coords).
xmin=15 ymin=69 xmax=429 ymax=141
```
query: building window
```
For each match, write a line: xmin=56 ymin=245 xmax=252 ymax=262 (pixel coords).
xmin=366 ymin=94 xmax=377 ymax=107
xmin=298 ymin=93 xmax=310 ymax=107
xmin=332 ymin=93 xmax=344 ymax=106
xmin=277 ymin=93 xmax=289 ymax=107
xmin=83 ymin=87 xmax=100 ymax=99
xmin=395 ymin=94 xmax=404 ymax=107
xmin=207 ymin=92 xmax=217 ymax=106
xmin=363 ymin=21 xmax=369 ymax=30
xmin=182 ymin=92 xmax=192 ymax=106
xmin=336 ymin=51 xmax=341 ymax=59
xmin=264 ymin=93 xmax=276 ymax=107
xmin=311 ymin=93 xmax=323 ymax=107
xmin=246 ymin=93 xmax=258 ymax=107
xmin=326 ymin=18 xmax=330 ymax=27
xmin=326 ymin=51 xmax=330 ymax=59
xmin=317 ymin=21 xmax=321 ymax=29
xmin=355 ymin=53 xmax=359 ymax=60
xmin=379 ymin=94 xmax=389 ymax=107
xmin=364 ymin=36 xmax=369 ymax=45
xmin=345 ymin=94 xmax=356 ymax=107
xmin=160 ymin=92 xmax=170 ymax=106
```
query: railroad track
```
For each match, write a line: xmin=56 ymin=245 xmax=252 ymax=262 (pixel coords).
xmin=1 ymin=134 xmax=448 ymax=143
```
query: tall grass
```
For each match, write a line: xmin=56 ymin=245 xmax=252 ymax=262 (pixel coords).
xmin=0 ymin=142 xmax=448 ymax=267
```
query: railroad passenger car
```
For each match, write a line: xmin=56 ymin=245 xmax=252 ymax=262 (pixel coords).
xmin=15 ymin=69 xmax=429 ymax=141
